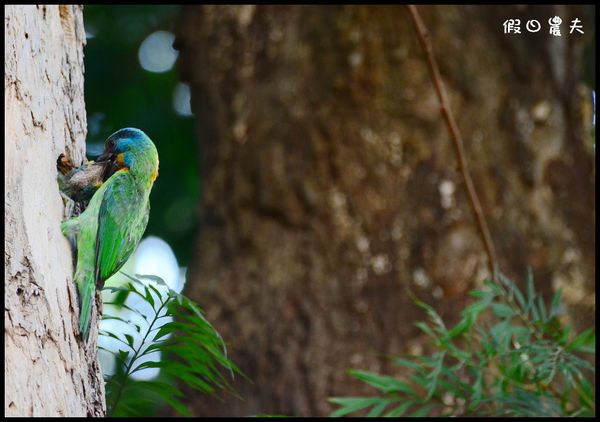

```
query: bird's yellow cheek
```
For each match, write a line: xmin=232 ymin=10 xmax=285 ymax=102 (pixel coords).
xmin=151 ymin=161 xmax=159 ymax=182
xmin=116 ymin=153 xmax=125 ymax=167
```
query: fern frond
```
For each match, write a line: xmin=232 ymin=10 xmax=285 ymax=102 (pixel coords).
xmin=100 ymin=272 xmax=241 ymax=417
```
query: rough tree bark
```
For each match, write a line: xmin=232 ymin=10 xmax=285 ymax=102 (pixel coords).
xmin=4 ymin=5 xmax=105 ymax=416
xmin=175 ymin=5 xmax=594 ymax=416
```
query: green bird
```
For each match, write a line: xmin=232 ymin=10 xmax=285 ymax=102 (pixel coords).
xmin=60 ymin=128 xmax=159 ymax=340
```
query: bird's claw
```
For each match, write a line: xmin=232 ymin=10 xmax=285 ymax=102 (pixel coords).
xmin=60 ymin=192 xmax=76 ymax=220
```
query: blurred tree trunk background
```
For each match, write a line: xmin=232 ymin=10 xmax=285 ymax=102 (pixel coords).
xmin=174 ymin=5 xmax=594 ymax=416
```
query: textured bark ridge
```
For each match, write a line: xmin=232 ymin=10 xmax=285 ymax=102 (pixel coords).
xmin=5 ymin=5 xmax=105 ymax=416
xmin=175 ymin=5 xmax=594 ymax=416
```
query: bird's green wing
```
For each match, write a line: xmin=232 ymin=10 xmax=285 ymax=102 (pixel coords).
xmin=94 ymin=170 xmax=143 ymax=287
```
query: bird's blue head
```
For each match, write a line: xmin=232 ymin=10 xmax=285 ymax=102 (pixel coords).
xmin=97 ymin=128 xmax=159 ymax=182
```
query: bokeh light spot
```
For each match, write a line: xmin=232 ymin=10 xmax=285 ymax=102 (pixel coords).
xmin=138 ymin=30 xmax=178 ymax=73
xmin=173 ymin=82 xmax=193 ymax=116
xmin=133 ymin=236 xmax=180 ymax=291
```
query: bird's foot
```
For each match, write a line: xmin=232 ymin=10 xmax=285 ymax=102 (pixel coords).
xmin=60 ymin=191 xmax=76 ymax=220
xmin=60 ymin=191 xmax=85 ymax=219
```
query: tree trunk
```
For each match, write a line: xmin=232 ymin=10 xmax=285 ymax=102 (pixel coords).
xmin=175 ymin=5 xmax=594 ymax=416
xmin=4 ymin=5 xmax=105 ymax=416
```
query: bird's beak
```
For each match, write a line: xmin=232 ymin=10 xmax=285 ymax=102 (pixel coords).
xmin=96 ymin=151 xmax=115 ymax=162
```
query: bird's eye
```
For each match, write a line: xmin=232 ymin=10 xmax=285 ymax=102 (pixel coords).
xmin=108 ymin=139 xmax=116 ymax=149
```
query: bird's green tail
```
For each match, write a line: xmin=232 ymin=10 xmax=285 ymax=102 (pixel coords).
xmin=77 ymin=271 xmax=95 ymax=341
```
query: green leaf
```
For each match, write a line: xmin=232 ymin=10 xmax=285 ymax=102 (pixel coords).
xmin=98 ymin=346 xmax=130 ymax=367
xmin=490 ymin=319 xmax=511 ymax=352
xmin=491 ymin=303 xmax=515 ymax=318
xmin=124 ymin=334 xmax=135 ymax=349
xmin=329 ymin=397 xmax=384 ymax=417
xmin=537 ymin=295 xmax=547 ymax=323
xmin=135 ymin=273 xmax=169 ymax=287
xmin=511 ymin=325 xmax=531 ymax=345
xmin=549 ymin=288 xmax=562 ymax=319
xmin=499 ymin=273 xmax=526 ymax=311
xmin=464 ymin=295 xmax=493 ymax=319
xmin=347 ymin=369 xmax=417 ymax=396
xmin=101 ymin=314 xmax=128 ymax=323
xmin=411 ymin=294 xmax=447 ymax=335
xmin=415 ymin=322 xmax=438 ymax=340
xmin=559 ymin=324 xmax=572 ymax=345
xmin=469 ymin=369 xmax=483 ymax=408
xmin=409 ymin=373 xmax=428 ymax=389
xmin=99 ymin=330 xmax=135 ymax=352
xmin=447 ymin=314 xmax=473 ymax=339
xmin=366 ymin=400 xmax=392 ymax=417
xmin=147 ymin=282 xmax=166 ymax=306
xmin=439 ymin=365 xmax=472 ymax=397
xmin=130 ymin=360 xmax=163 ymax=375
xmin=135 ymin=381 xmax=191 ymax=416
xmin=576 ymin=378 xmax=594 ymax=409
xmin=102 ymin=285 xmax=130 ymax=294
xmin=469 ymin=290 xmax=485 ymax=299
xmin=566 ymin=328 xmax=595 ymax=353
xmin=424 ymin=353 xmax=444 ymax=401
xmin=446 ymin=343 xmax=471 ymax=363
xmin=526 ymin=268 xmax=535 ymax=317
xmin=384 ymin=401 xmax=413 ymax=417
xmin=104 ymin=301 xmax=149 ymax=322
xmin=530 ymin=299 xmax=541 ymax=321
xmin=137 ymin=341 xmax=165 ymax=358
xmin=144 ymin=286 xmax=155 ymax=308
xmin=483 ymin=279 xmax=503 ymax=296
xmin=409 ymin=403 xmax=434 ymax=417
xmin=393 ymin=357 xmax=425 ymax=373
